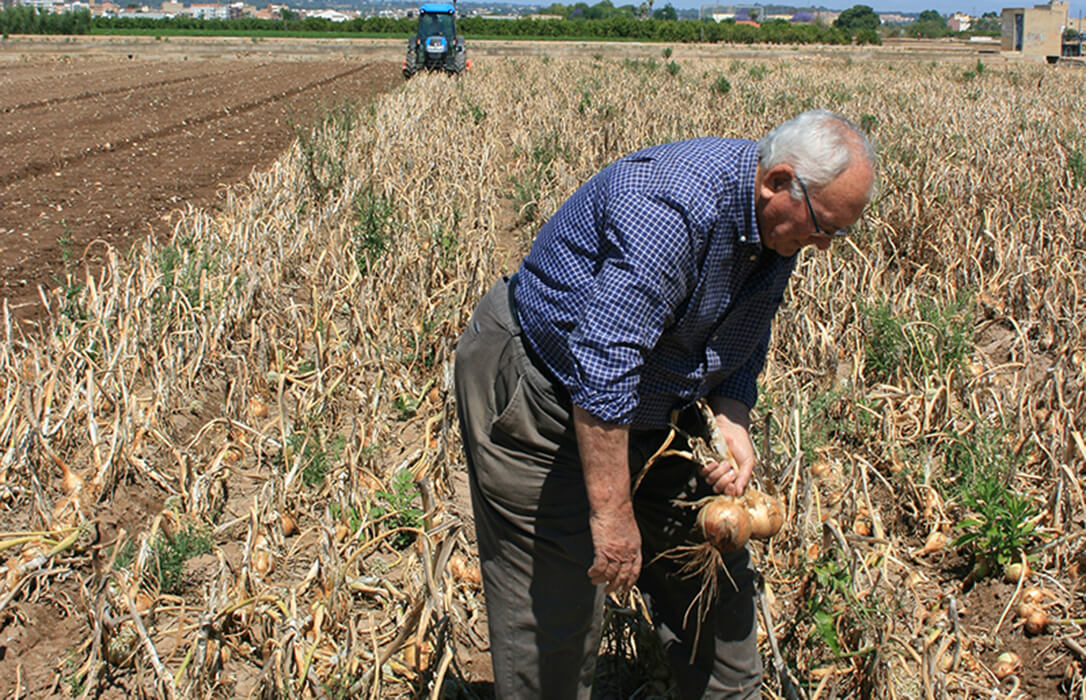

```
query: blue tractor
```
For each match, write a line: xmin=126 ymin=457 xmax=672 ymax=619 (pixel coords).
xmin=403 ymin=3 xmax=469 ymax=78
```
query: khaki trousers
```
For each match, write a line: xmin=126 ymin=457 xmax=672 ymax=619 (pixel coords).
xmin=454 ymin=277 xmax=762 ymax=699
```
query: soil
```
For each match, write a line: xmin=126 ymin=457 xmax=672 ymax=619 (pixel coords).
xmin=0 ymin=34 xmax=406 ymax=697
xmin=0 ymin=35 xmax=403 ymax=328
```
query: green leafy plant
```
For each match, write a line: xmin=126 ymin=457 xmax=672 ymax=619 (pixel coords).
xmin=293 ymin=99 xmax=357 ymax=201
xmin=662 ymin=46 xmax=673 ymax=58
xmin=861 ymin=291 xmax=974 ymax=384
xmin=112 ymin=524 xmax=212 ymax=594
xmin=798 ymin=387 xmax=878 ymax=462
xmin=352 ymin=186 xmax=396 ymax=275
xmin=153 ymin=524 xmax=214 ymax=594
xmin=953 ymin=477 xmax=1039 ymax=579
xmin=801 ymin=554 xmax=879 ymax=661
xmin=281 ymin=429 xmax=345 ymax=487
xmin=329 ymin=502 xmax=363 ymax=535
xmin=665 ymin=60 xmax=681 ymax=76
xmin=1068 ymin=148 xmax=1086 ymax=189
xmin=712 ymin=74 xmax=731 ymax=95
xmin=370 ymin=469 xmax=424 ymax=549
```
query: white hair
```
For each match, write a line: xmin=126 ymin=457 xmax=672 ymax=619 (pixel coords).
xmin=758 ymin=109 xmax=876 ymax=200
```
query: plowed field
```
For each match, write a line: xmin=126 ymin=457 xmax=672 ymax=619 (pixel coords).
xmin=0 ymin=37 xmax=401 ymax=326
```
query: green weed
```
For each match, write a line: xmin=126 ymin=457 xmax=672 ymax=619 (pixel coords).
xmin=1067 ymin=142 xmax=1086 ymax=189
xmin=747 ymin=64 xmax=769 ymax=80
xmin=953 ymin=477 xmax=1038 ymax=579
xmin=371 ymin=469 xmax=423 ymax=549
xmin=800 ymin=554 xmax=881 ymax=664
xmin=665 ymin=60 xmax=680 ymax=76
xmin=712 ymin=75 xmax=731 ymax=95
xmin=279 ymin=423 xmax=345 ymax=488
xmin=154 ymin=524 xmax=213 ymax=594
xmin=293 ymin=99 xmax=357 ymax=201
xmin=329 ymin=502 xmax=363 ymax=535
xmin=112 ymin=524 xmax=214 ymax=594
xmin=352 ymin=186 xmax=396 ymax=275
xmin=861 ymin=290 xmax=974 ymax=384
xmin=622 ymin=57 xmax=658 ymax=72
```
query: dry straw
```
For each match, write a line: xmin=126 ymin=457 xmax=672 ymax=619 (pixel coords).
xmin=0 ymin=52 xmax=1084 ymax=698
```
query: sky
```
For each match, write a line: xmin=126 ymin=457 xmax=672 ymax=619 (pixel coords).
xmin=662 ymin=0 xmax=1086 ymax=19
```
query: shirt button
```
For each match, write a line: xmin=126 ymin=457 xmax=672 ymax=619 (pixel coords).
xmin=749 ymin=254 xmax=758 ymax=261
xmin=739 ymin=236 xmax=747 ymax=243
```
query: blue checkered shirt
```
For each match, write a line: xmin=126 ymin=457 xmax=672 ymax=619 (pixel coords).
xmin=514 ymin=138 xmax=797 ymax=428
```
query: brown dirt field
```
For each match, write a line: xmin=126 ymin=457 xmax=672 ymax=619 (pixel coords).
xmin=0 ymin=35 xmax=403 ymax=328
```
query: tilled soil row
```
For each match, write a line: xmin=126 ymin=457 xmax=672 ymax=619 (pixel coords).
xmin=0 ymin=61 xmax=261 ymax=113
xmin=1 ymin=60 xmax=376 ymax=185
xmin=0 ymin=55 xmax=401 ymax=326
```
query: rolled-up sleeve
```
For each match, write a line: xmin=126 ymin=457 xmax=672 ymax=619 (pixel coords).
xmin=567 ymin=191 xmax=695 ymax=424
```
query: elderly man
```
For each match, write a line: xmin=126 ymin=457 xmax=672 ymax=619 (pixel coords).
xmin=455 ymin=110 xmax=876 ymax=698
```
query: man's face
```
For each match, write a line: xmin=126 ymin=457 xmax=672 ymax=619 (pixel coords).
xmin=756 ymin=161 xmax=873 ymax=257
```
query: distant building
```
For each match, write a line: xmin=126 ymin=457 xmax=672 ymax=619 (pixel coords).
xmin=189 ymin=2 xmax=232 ymax=18
xmin=308 ymin=8 xmax=350 ymax=20
xmin=948 ymin=12 xmax=972 ymax=31
xmin=1001 ymin=1 xmax=1068 ymax=60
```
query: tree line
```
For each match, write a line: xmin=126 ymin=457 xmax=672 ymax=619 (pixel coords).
xmin=1 ymin=6 xmax=92 ymax=36
xmin=0 ymin=3 xmax=1003 ymax=44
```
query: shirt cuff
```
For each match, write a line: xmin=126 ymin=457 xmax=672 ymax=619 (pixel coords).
xmin=570 ymin=388 xmax=638 ymax=425
xmin=712 ymin=372 xmax=758 ymax=411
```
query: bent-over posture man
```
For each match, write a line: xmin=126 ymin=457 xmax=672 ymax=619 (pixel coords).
xmin=455 ymin=110 xmax=876 ymax=698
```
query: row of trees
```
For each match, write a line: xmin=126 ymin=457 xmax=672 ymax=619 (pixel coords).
xmin=2 ymin=3 xmax=1003 ymax=43
xmin=87 ymin=13 xmax=880 ymax=44
xmin=832 ymin=4 xmax=1001 ymax=38
xmin=0 ymin=6 xmax=91 ymax=35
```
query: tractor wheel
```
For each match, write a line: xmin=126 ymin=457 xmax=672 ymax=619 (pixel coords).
xmin=403 ymin=50 xmax=418 ymax=79
xmin=451 ymin=49 xmax=467 ymax=74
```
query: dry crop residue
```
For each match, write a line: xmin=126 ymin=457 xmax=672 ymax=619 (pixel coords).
xmin=0 ymin=39 xmax=1084 ymax=700
xmin=0 ymin=43 xmax=400 ymax=326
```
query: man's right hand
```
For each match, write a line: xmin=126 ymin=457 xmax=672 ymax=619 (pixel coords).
xmin=573 ymin=405 xmax=641 ymax=595
xmin=587 ymin=502 xmax=642 ymax=594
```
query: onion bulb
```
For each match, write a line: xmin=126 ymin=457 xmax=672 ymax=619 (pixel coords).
xmin=1003 ymin=560 xmax=1031 ymax=583
xmin=994 ymin=651 xmax=1021 ymax=680
xmin=743 ymin=490 xmax=784 ymax=540
xmin=1016 ymin=601 xmax=1038 ymax=620
xmin=698 ymin=499 xmax=752 ymax=553
xmin=1021 ymin=586 xmax=1045 ymax=606
xmin=1024 ymin=609 xmax=1049 ymax=636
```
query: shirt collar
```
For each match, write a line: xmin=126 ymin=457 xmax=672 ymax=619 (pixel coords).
xmin=734 ymin=141 xmax=761 ymax=248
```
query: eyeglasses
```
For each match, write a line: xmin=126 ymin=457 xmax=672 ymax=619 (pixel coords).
xmin=795 ymin=175 xmax=849 ymax=238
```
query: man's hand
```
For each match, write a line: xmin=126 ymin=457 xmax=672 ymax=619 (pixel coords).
xmin=574 ymin=406 xmax=642 ymax=594
xmin=587 ymin=503 xmax=642 ymax=595
xmin=701 ymin=397 xmax=755 ymax=497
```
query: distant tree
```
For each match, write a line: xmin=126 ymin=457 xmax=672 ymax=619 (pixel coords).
xmin=911 ymin=9 xmax=949 ymax=37
xmin=279 ymin=7 xmax=298 ymax=20
xmin=971 ymin=11 xmax=1000 ymax=34
xmin=854 ymin=27 xmax=881 ymax=44
xmin=834 ymin=5 xmax=880 ymax=31
xmin=916 ymin=9 xmax=944 ymax=24
xmin=540 ymin=3 xmax=567 ymax=15
xmin=652 ymin=3 xmax=676 ymax=21
xmin=748 ymin=8 xmax=759 ymax=21
xmin=1065 ymin=26 xmax=1082 ymax=40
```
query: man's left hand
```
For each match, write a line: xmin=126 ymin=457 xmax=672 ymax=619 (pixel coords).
xmin=700 ymin=397 xmax=755 ymax=497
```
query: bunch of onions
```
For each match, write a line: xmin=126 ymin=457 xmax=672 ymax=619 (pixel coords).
xmin=697 ymin=488 xmax=784 ymax=553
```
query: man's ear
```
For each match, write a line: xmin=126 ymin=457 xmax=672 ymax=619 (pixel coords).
xmin=758 ymin=163 xmax=795 ymax=200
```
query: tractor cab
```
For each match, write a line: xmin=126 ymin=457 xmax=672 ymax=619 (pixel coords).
xmin=403 ymin=3 xmax=469 ymax=77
